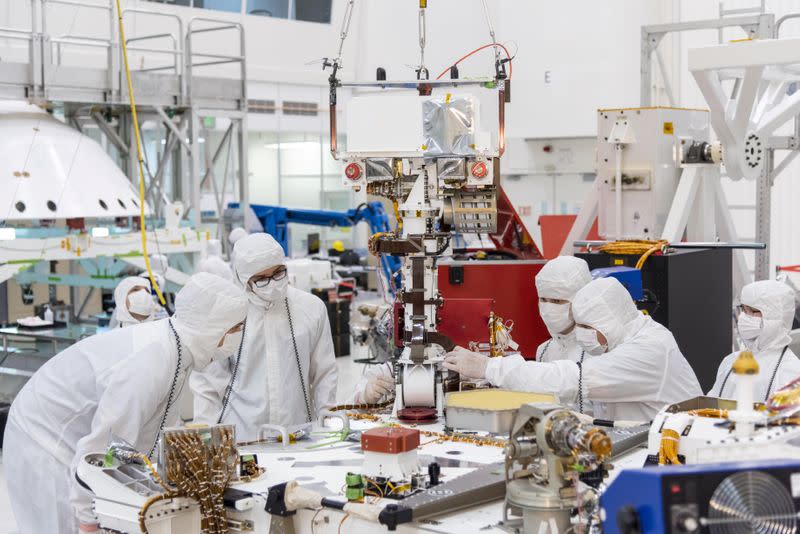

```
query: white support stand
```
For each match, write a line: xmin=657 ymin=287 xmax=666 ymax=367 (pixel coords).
xmin=558 ymin=180 xmax=599 ymax=257
xmin=660 ymin=164 xmax=751 ymax=293
xmin=689 ymin=38 xmax=800 ymax=280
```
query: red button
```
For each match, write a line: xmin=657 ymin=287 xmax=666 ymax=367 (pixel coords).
xmin=471 ymin=161 xmax=488 ymax=179
xmin=345 ymin=162 xmax=362 ymax=180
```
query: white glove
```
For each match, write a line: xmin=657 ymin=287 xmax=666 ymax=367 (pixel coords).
xmin=443 ymin=346 xmax=489 ymax=379
xmin=363 ymin=374 xmax=395 ymax=403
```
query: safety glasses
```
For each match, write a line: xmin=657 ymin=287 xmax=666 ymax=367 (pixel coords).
xmin=251 ymin=266 xmax=288 ymax=288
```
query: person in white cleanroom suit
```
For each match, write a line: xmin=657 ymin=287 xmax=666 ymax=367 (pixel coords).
xmin=3 ymin=273 xmax=247 ymax=533
xmin=191 ymin=233 xmax=337 ymax=440
xmin=196 ymin=254 xmax=234 ymax=282
xmin=108 ymin=276 xmax=155 ymax=328
xmin=709 ymin=280 xmax=800 ymax=401
xmin=444 ymin=277 xmax=702 ymax=422
xmin=352 ymin=255 xmax=593 ymax=406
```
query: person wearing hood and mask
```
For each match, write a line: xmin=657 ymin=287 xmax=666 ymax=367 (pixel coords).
xmin=444 ymin=277 xmax=702 ymax=422
xmin=228 ymin=227 xmax=248 ymax=262
xmin=190 ymin=233 xmax=337 ymax=440
xmin=197 ymin=255 xmax=234 ymax=282
xmin=352 ymin=256 xmax=594 ymax=406
xmin=3 ymin=272 xmax=247 ymax=533
xmin=108 ymin=276 xmax=155 ymax=328
xmin=710 ymin=280 xmax=800 ymax=401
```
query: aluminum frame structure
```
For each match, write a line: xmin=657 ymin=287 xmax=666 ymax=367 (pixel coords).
xmin=565 ymin=9 xmax=800 ymax=286
xmin=0 ymin=0 xmax=250 ymax=289
xmin=639 ymin=8 xmax=800 ymax=281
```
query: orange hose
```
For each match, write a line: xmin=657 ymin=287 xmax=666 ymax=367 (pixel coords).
xmin=435 ymin=43 xmax=513 ymax=81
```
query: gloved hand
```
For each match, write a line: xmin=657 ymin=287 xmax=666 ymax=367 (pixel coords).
xmin=443 ymin=346 xmax=489 ymax=379
xmin=363 ymin=374 xmax=395 ymax=403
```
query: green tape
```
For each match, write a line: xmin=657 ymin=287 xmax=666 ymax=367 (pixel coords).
xmin=104 ymin=448 xmax=114 ymax=468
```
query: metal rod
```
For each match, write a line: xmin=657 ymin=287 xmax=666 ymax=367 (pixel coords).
xmin=189 ymin=59 xmax=243 ymax=68
xmin=480 ymin=0 xmax=501 ymax=65
xmin=655 ymin=47 xmax=675 ymax=106
xmin=190 ymin=52 xmax=244 ymax=61
xmin=47 ymin=0 xmax=111 ymax=10
xmin=572 ymin=240 xmax=766 ymax=250
xmin=335 ymin=0 xmax=356 ymax=63
xmin=76 ymin=287 xmax=95 ymax=318
xmin=776 ymin=13 xmax=800 ymax=37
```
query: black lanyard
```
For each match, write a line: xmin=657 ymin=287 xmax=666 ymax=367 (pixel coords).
xmin=717 ymin=345 xmax=789 ymax=401
xmin=540 ymin=339 xmax=585 ymax=414
xmin=217 ymin=297 xmax=311 ymax=424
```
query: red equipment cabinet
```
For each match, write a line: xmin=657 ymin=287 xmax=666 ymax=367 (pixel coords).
xmin=437 ymin=260 xmax=549 ymax=359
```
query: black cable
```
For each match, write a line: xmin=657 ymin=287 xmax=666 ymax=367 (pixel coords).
xmin=764 ymin=345 xmax=789 ymax=401
xmin=217 ymin=319 xmax=248 ymax=424
xmin=717 ymin=367 xmax=733 ymax=398
xmin=578 ymin=350 xmax=585 ymax=414
xmin=432 ymin=236 xmax=451 ymax=256
xmin=286 ymin=297 xmax=312 ymax=423
xmin=538 ymin=340 xmax=552 ymax=362
xmin=717 ymin=345 xmax=789 ymax=401
xmin=148 ymin=319 xmax=183 ymax=459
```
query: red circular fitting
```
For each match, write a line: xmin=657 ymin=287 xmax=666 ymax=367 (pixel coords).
xmin=470 ymin=161 xmax=488 ymax=179
xmin=345 ymin=162 xmax=362 ymax=180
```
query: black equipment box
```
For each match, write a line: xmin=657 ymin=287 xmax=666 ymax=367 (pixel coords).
xmin=577 ymin=248 xmax=731 ymax=391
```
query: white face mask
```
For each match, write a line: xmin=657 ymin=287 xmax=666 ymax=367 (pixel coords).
xmin=251 ymin=276 xmax=289 ymax=304
xmin=575 ymin=325 xmax=607 ymax=355
xmin=127 ymin=289 xmax=154 ymax=318
xmin=737 ymin=312 xmax=763 ymax=342
xmin=215 ymin=328 xmax=244 ymax=360
xmin=539 ymin=301 xmax=574 ymax=336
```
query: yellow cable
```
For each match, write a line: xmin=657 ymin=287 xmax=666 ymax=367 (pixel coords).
xmin=114 ymin=0 xmax=166 ymax=305
xmin=392 ymin=200 xmax=403 ymax=233
xmin=138 ymin=454 xmax=171 ymax=492
xmin=598 ymin=240 xmax=669 ymax=270
xmin=657 ymin=428 xmax=682 ymax=465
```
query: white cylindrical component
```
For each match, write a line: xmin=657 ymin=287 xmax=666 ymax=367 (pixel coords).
xmin=709 ymin=142 xmax=723 ymax=164
xmin=402 ymin=364 xmax=435 ymax=407
xmin=737 ymin=374 xmax=755 ymax=414
xmin=615 ymin=143 xmax=623 ymax=240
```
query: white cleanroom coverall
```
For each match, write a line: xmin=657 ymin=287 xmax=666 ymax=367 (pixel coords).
xmin=709 ymin=280 xmax=800 ymax=401
xmin=108 ymin=276 xmax=155 ymax=328
xmin=191 ymin=233 xmax=337 ymax=441
xmin=197 ymin=254 xmax=234 ymax=282
xmin=487 ymin=277 xmax=702 ymax=422
xmin=3 ymin=273 xmax=247 ymax=533
xmin=485 ymin=256 xmax=593 ymax=408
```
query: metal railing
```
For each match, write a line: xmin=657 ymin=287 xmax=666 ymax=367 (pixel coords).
xmin=185 ymin=17 xmax=247 ymax=105
xmin=0 ymin=0 xmax=245 ymax=107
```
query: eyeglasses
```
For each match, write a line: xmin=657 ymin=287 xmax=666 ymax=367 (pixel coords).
xmin=251 ymin=267 xmax=288 ymax=288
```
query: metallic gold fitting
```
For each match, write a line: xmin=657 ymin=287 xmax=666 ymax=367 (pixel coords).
xmin=583 ymin=427 xmax=612 ymax=460
xmin=733 ymin=350 xmax=759 ymax=375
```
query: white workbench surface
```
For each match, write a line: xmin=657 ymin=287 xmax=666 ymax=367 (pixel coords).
xmin=229 ymin=415 xmax=648 ymax=533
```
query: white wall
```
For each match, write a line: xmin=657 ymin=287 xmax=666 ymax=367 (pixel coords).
xmin=352 ymin=0 xmax=664 ymax=138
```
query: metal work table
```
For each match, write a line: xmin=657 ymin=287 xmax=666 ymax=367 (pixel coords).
xmin=0 ymin=324 xmax=106 ymax=377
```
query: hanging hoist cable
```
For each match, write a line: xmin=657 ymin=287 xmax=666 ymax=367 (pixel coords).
xmin=417 ymin=0 xmax=429 ymax=80
xmin=114 ymin=0 xmax=167 ymax=305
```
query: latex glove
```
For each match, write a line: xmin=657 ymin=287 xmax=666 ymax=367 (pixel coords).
xmin=363 ymin=374 xmax=395 ymax=403
xmin=79 ymin=524 xmax=100 ymax=532
xmin=443 ymin=346 xmax=489 ymax=379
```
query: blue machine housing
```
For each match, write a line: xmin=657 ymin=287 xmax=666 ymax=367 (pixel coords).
xmin=230 ymin=201 xmax=402 ymax=293
xmin=601 ymin=459 xmax=800 ymax=534
xmin=591 ymin=266 xmax=644 ymax=301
